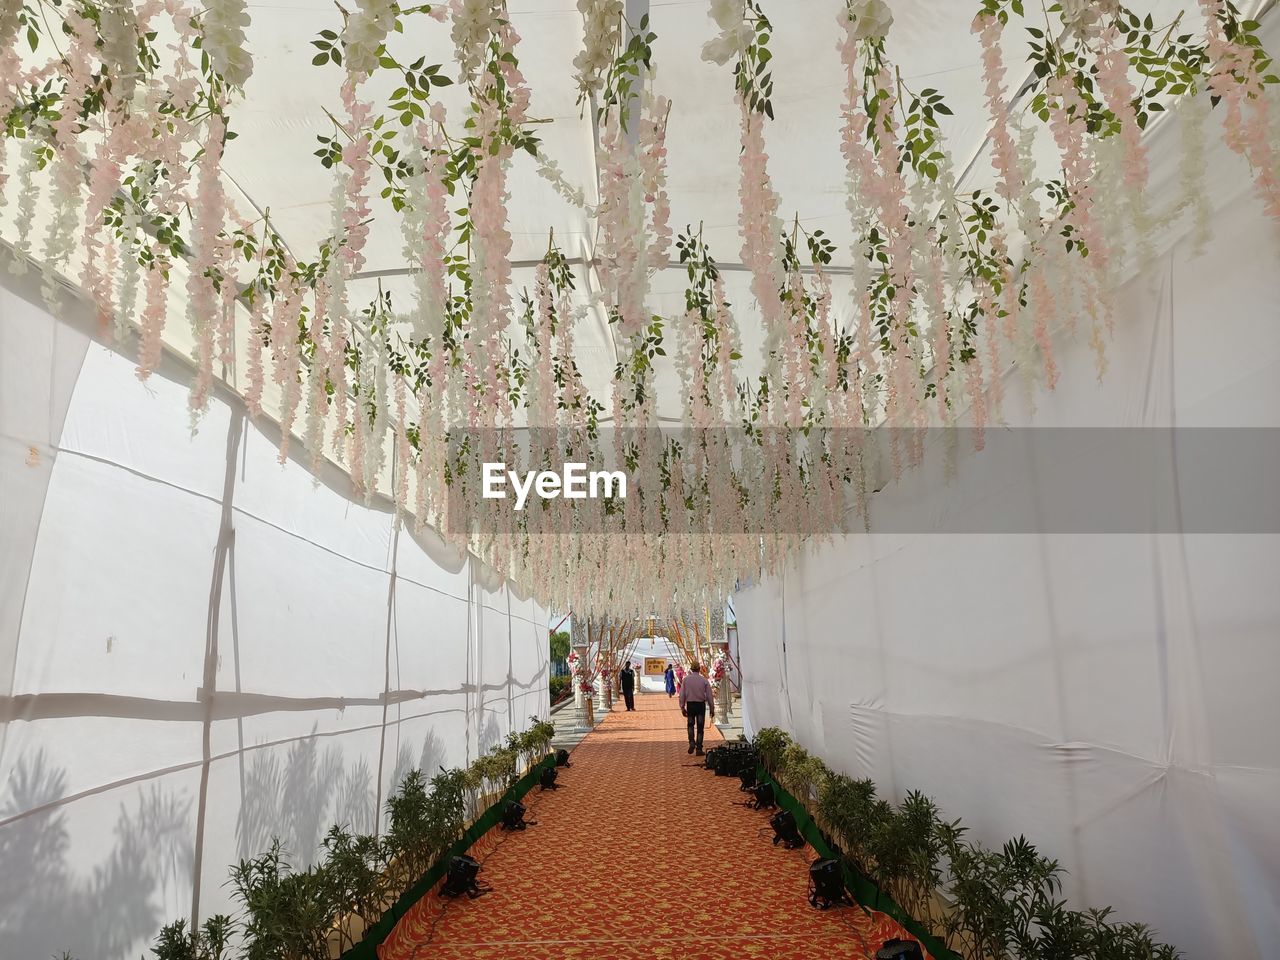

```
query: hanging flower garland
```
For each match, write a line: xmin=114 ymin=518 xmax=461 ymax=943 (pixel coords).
xmin=574 ymin=0 xmax=624 ymax=101
xmin=202 ymin=0 xmax=254 ymax=87
xmin=1 ymin=0 xmax=1277 ymax=618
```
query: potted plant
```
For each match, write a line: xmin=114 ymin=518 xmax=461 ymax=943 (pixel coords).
xmin=229 ymin=840 xmax=334 ymax=960
xmin=150 ymin=916 xmax=234 ymax=960
xmin=321 ymin=825 xmax=389 ymax=950
xmin=753 ymin=727 xmax=792 ymax=771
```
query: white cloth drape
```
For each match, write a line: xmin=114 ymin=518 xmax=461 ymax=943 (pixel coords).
xmin=0 ymin=273 xmax=548 ymax=960
xmin=736 ymin=95 xmax=1280 ymax=960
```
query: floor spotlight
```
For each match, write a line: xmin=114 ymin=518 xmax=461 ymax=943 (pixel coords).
xmin=750 ymin=783 xmax=776 ymax=810
xmin=440 ymin=855 xmax=488 ymax=899
xmin=807 ymin=858 xmax=851 ymax=910
xmin=555 ymin=748 xmax=572 ymax=767
xmin=770 ymin=809 xmax=804 ymax=849
xmin=875 ymin=939 xmax=924 ymax=960
xmin=539 ymin=766 xmax=560 ymax=790
xmin=500 ymin=800 xmax=532 ymax=831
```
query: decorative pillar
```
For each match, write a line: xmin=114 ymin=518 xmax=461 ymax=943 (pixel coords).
xmin=710 ymin=607 xmax=731 ymax=725
xmin=571 ymin=618 xmax=589 ymax=713
xmin=712 ymin=642 xmax=731 ymax=725
xmin=575 ymin=663 xmax=593 ymax=731
xmin=600 ymin=662 xmax=612 ymax=712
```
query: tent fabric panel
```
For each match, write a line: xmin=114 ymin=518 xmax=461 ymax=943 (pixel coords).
xmin=0 ymin=289 xmax=548 ymax=960
xmin=736 ymin=125 xmax=1280 ymax=959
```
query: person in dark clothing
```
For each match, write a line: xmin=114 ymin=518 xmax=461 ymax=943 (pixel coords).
xmin=679 ymin=662 xmax=715 ymax=755
xmin=663 ymin=663 xmax=676 ymax=697
xmin=619 ymin=661 xmax=636 ymax=711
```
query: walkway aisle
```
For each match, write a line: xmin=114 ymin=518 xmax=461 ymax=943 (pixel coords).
xmin=380 ymin=693 xmax=918 ymax=959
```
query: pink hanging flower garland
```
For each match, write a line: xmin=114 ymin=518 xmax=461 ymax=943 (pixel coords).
xmin=836 ymin=17 xmax=878 ymax=428
xmin=271 ymin=276 xmax=305 ymax=464
xmin=41 ymin=12 xmax=95 ymax=308
xmin=1041 ymin=73 xmax=1101 ymax=371
xmin=339 ymin=75 xmax=375 ymax=275
xmin=243 ymin=291 xmax=268 ymax=417
xmin=873 ymin=58 xmax=926 ymax=447
xmin=736 ymin=96 xmax=786 ymax=382
xmin=302 ymin=285 xmax=332 ymax=470
xmin=1096 ymin=25 xmax=1150 ymax=195
xmin=639 ymin=91 xmax=673 ymax=268
xmin=1200 ymin=0 xmax=1280 ymax=219
xmin=973 ymin=13 xmax=1024 ymax=212
xmin=394 ymin=371 xmax=412 ymax=513
xmin=137 ymin=257 xmax=171 ymax=381
xmin=187 ymin=111 xmax=229 ymax=416
xmin=972 ymin=10 xmax=1027 ymax=366
xmin=414 ymin=104 xmax=452 ymax=342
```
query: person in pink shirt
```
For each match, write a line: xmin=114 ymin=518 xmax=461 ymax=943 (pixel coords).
xmin=679 ymin=662 xmax=716 ymax=756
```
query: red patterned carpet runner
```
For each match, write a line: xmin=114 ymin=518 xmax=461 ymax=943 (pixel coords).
xmin=379 ymin=693 xmax=926 ymax=959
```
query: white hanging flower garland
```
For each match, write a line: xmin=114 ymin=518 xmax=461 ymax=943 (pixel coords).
xmin=200 ymin=0 xmax=254 ymax=87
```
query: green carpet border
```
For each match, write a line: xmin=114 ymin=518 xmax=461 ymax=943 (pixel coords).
xmin=759 ymin=768 xmax=962 ymax=960
xmin=339 ymin=752 xmax=557 ymax=960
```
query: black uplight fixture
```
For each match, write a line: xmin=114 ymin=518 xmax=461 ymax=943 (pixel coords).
xmin=750 ymin=782 xmax=776 ymax=809
xmin=500 ymin=800 xmax=531 ymax=831
xmin=770 ymin=809 xmax=804 ymax=849
xmin=703 ymin=745 xmax=724 ymax=771
xmin=539 ymin=766 xmax=560 ymax=790
xmin=807 ymin=858 xmax=851 ymax=910
xmin=440 ymin=855 xmax=488 ymax=899
xmin=875 ymin=939 xmax=924 ymax=960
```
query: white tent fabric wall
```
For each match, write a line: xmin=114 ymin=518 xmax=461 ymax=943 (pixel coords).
xmin=0 ymin=280 xmax=549 ymax=960
xmin=734 ymin=93 xmax=1280 ymax=959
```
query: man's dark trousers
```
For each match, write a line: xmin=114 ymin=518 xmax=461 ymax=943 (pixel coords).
xmin=686 ymin=701 xmax=706 ymax=750
xmin=623 ymin=689 xmax=635 ymax=710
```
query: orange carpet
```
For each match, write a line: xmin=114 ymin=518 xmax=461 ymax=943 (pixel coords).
xmin=379 ymin=693 xmax=927 ymax=959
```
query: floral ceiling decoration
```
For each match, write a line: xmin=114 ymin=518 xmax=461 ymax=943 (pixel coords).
xmin=0 ymin=0 xmax=1276 ymax=615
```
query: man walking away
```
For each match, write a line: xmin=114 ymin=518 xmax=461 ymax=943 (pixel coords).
xmin=620 ymin=661 xmax=636 ymax=711
xmin=679 ymin=662 xmax=715 ymax=755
